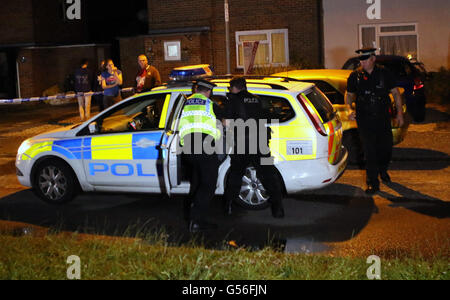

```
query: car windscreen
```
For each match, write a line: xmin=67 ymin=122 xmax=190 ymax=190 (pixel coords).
xmin=304 ymin=87 xmax=335 ymax=123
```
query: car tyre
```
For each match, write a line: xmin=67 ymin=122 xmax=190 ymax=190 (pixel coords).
xmin=230 ymin=166 xmax=273 ymax=210
xmin=32 ymin=159 xmax=79 ymax=205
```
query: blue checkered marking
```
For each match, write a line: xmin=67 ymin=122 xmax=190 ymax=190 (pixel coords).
xmin=132 ymin=132 xmax=163 ymax=160
xmin=53 ymin=139 xmax=83 ymax=159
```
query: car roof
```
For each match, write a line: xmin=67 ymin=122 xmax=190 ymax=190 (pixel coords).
xmin=271 ymin=69 xmax=351 ymax=94
xmin=151 ymin=77 xmax=316 ymax=94
xmin=272 ymin=69 xmax=352 ymax=80
xmin=344 ymin=55 xmax=412 ymax=66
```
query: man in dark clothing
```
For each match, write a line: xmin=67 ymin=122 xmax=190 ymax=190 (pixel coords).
xmin=74 ymin=59 xmax=93 ymax=121
xmin=224 ymin=76 xmax=284 ymax=218
xmin=346 ymin=48 xmax=404 ymax=194
xmin=135 ymin=54 xmax=161 ymax=93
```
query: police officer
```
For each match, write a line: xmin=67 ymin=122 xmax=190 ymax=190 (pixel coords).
xmin=179 ymin=79 xmax=224 ymax=233
xmin=224 ymin=76 xmax=284 ymax=218
xmin=345 ymin=48 xmax=404 ymax=194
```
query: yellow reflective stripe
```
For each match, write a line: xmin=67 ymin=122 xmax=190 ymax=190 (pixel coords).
xmin=24 ymin=141 xmax=53 ymax=159
xmin=159 ymin=94 xmax=171 ymax=129
xmin=271 ymin=125 xmax=317 ymax=161
xmin=91 ymin=134 xmax=133 ymax=160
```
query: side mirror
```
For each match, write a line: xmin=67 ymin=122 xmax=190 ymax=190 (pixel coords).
xmin=88 ymin=122 xmax=98 ymax=134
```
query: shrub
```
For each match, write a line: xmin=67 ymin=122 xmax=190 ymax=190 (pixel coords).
xmin=425 ymin=67 xmax=450 ymax=105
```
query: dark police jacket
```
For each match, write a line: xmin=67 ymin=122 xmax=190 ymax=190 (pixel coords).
xmin=347 ymin=65 xmax=396 ymax=120
xmin=225 ymin=90 xmax=273 ymax=156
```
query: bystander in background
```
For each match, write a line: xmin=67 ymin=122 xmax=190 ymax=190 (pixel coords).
xmin=74 ymin=59 xmax=93 ymax=121
xmin=135 ymin=54 xmax=161 ymax=93
xmin=101 ymin=59 xmax=123 ymax=109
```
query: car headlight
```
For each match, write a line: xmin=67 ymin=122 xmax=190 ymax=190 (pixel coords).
xmin=17 ymin=139 xmax=32 ymax=158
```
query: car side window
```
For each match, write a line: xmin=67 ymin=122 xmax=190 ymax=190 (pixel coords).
xmin=80 ymin=93 xmax=169 ymax=135
xmin=259 ymin=95 xmax=296 ymax=123
xmin=305 ymin=80 xmax=345 ymax=104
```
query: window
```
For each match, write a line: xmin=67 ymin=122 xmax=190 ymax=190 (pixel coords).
xmin=260 ymin=95 xmax=295 ymax=123
xmin=236 ymin=29 xmax=289 ymax=68
xmin=86 ymin=94 xmax=169 ymax=135
xmin=211 ymin=94 xmax=295 ymax=123
xmin=164 ymin=41 xmax=181 ymax=61
xmin=305 ymin=80 xmax=345 ymax=105
xmin=304 ymin=87 xmax=335 ymax=123
xmin=359 ymin=23 xmax=419 ymax=60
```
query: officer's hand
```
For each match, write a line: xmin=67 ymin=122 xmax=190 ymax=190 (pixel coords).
xmin=348 ymin=110 xmax=356 ymax=121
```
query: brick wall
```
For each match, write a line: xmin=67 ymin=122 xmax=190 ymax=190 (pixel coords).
xmin=32 ymin=0 xmax=88 ymax=44
xmin=119 ymin=36 xmax=147 ymax=88
xmin=0 ymin=0 xmax=88 ymax=46
xmin=146 ymin=0 xmax=323 ymax=75
xmin=18 ymin=45 xmax=110 ymax=98
xmin=0 ymin=0 xmax=34 ymax=45
xmin=119 ymin=32 xmax=212 ymax=84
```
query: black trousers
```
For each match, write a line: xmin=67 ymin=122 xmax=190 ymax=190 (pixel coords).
xmin=225 ymin=154 xmax=283 ymax=207
xmin=357 ymin=116 xmax=393 ymax=186
xmin=183 ymin=152 xmax=220 ymax=223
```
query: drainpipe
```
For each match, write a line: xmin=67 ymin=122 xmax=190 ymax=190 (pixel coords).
xmin=224 ymin=0 xmax=231 ymax=74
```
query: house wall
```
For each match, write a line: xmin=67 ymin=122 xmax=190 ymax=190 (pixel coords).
xmin=323 ymin=0 xmax=450 ymax=71
xmin=123 ymin=0 xmax=324 ymax=81
xmin=17 ymin=45 xmax=110 ymax=97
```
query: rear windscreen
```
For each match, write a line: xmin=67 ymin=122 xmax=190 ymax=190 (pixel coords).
xmin=305 ymin=87 xmax=335 ymax=123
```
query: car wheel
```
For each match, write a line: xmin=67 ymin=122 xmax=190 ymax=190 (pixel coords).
xmin=32 ymin=159 xmax=79 ymax=205
xmin=234 ymin=166 xmax=271 ymax=210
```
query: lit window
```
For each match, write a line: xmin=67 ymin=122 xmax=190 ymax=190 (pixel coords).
xmin=164 ymin=41 xmax=181 ymax=61
xmin=235 ymin=29 xmax=289 ymax=68
xmin=359 ymin=23 xmax=419 ymax=60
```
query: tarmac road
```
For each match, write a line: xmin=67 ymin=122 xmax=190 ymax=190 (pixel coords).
xmin=0 ymin=101 xmax=449 ymax=258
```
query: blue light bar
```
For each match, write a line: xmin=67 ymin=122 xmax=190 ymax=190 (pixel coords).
xmin=169 ymin=64 xmax=213 ymax=81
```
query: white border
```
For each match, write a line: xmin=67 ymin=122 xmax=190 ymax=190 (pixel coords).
xmin=164 ymin=41 xmax=181 ymax=61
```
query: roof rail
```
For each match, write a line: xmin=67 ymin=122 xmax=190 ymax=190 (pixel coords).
xmin=162 ymin=74 xmax=304 ymax=90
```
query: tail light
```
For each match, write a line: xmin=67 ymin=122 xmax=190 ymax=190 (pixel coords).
xmin=414 ymin=78 xmax=424 ymax=90
xmin=297 ymin=94 xmax=327 ymax=136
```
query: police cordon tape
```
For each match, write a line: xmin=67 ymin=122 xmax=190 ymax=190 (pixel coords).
xmin=0 ymin=87 xmax=135 ymax=105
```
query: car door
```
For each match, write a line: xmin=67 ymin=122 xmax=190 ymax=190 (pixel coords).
xmin=161 ymin=93 xmax=187 ymax=196
xmin=80 ymin=93 xmax=171 ymax=188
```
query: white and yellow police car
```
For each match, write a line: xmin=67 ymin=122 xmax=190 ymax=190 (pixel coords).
xmin=15 ymin=75 xmax=348 ymax=209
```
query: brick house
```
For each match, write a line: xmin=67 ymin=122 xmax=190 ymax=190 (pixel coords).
xmin=0 ymin=0 xmax=110 ymax=99
xmin=120 ymin=0 xmax=324 ymax=86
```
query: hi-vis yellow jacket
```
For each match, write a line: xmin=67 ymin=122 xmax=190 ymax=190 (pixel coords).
xmin=179 ymin=93 xmax=221 ymax=146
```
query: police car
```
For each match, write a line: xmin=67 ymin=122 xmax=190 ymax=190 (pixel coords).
xmin=15 ymin=74 xmax=348 ymax=210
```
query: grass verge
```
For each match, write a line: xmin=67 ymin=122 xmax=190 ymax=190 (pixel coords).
xmin=0 ymin=233 xmax=448 ymax=280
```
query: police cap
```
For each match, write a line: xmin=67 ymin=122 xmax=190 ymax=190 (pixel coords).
xmin=356 ymin=47 xmax=377 ymax=61
xmin=196 ymin=79 xmax=217 ymax=90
